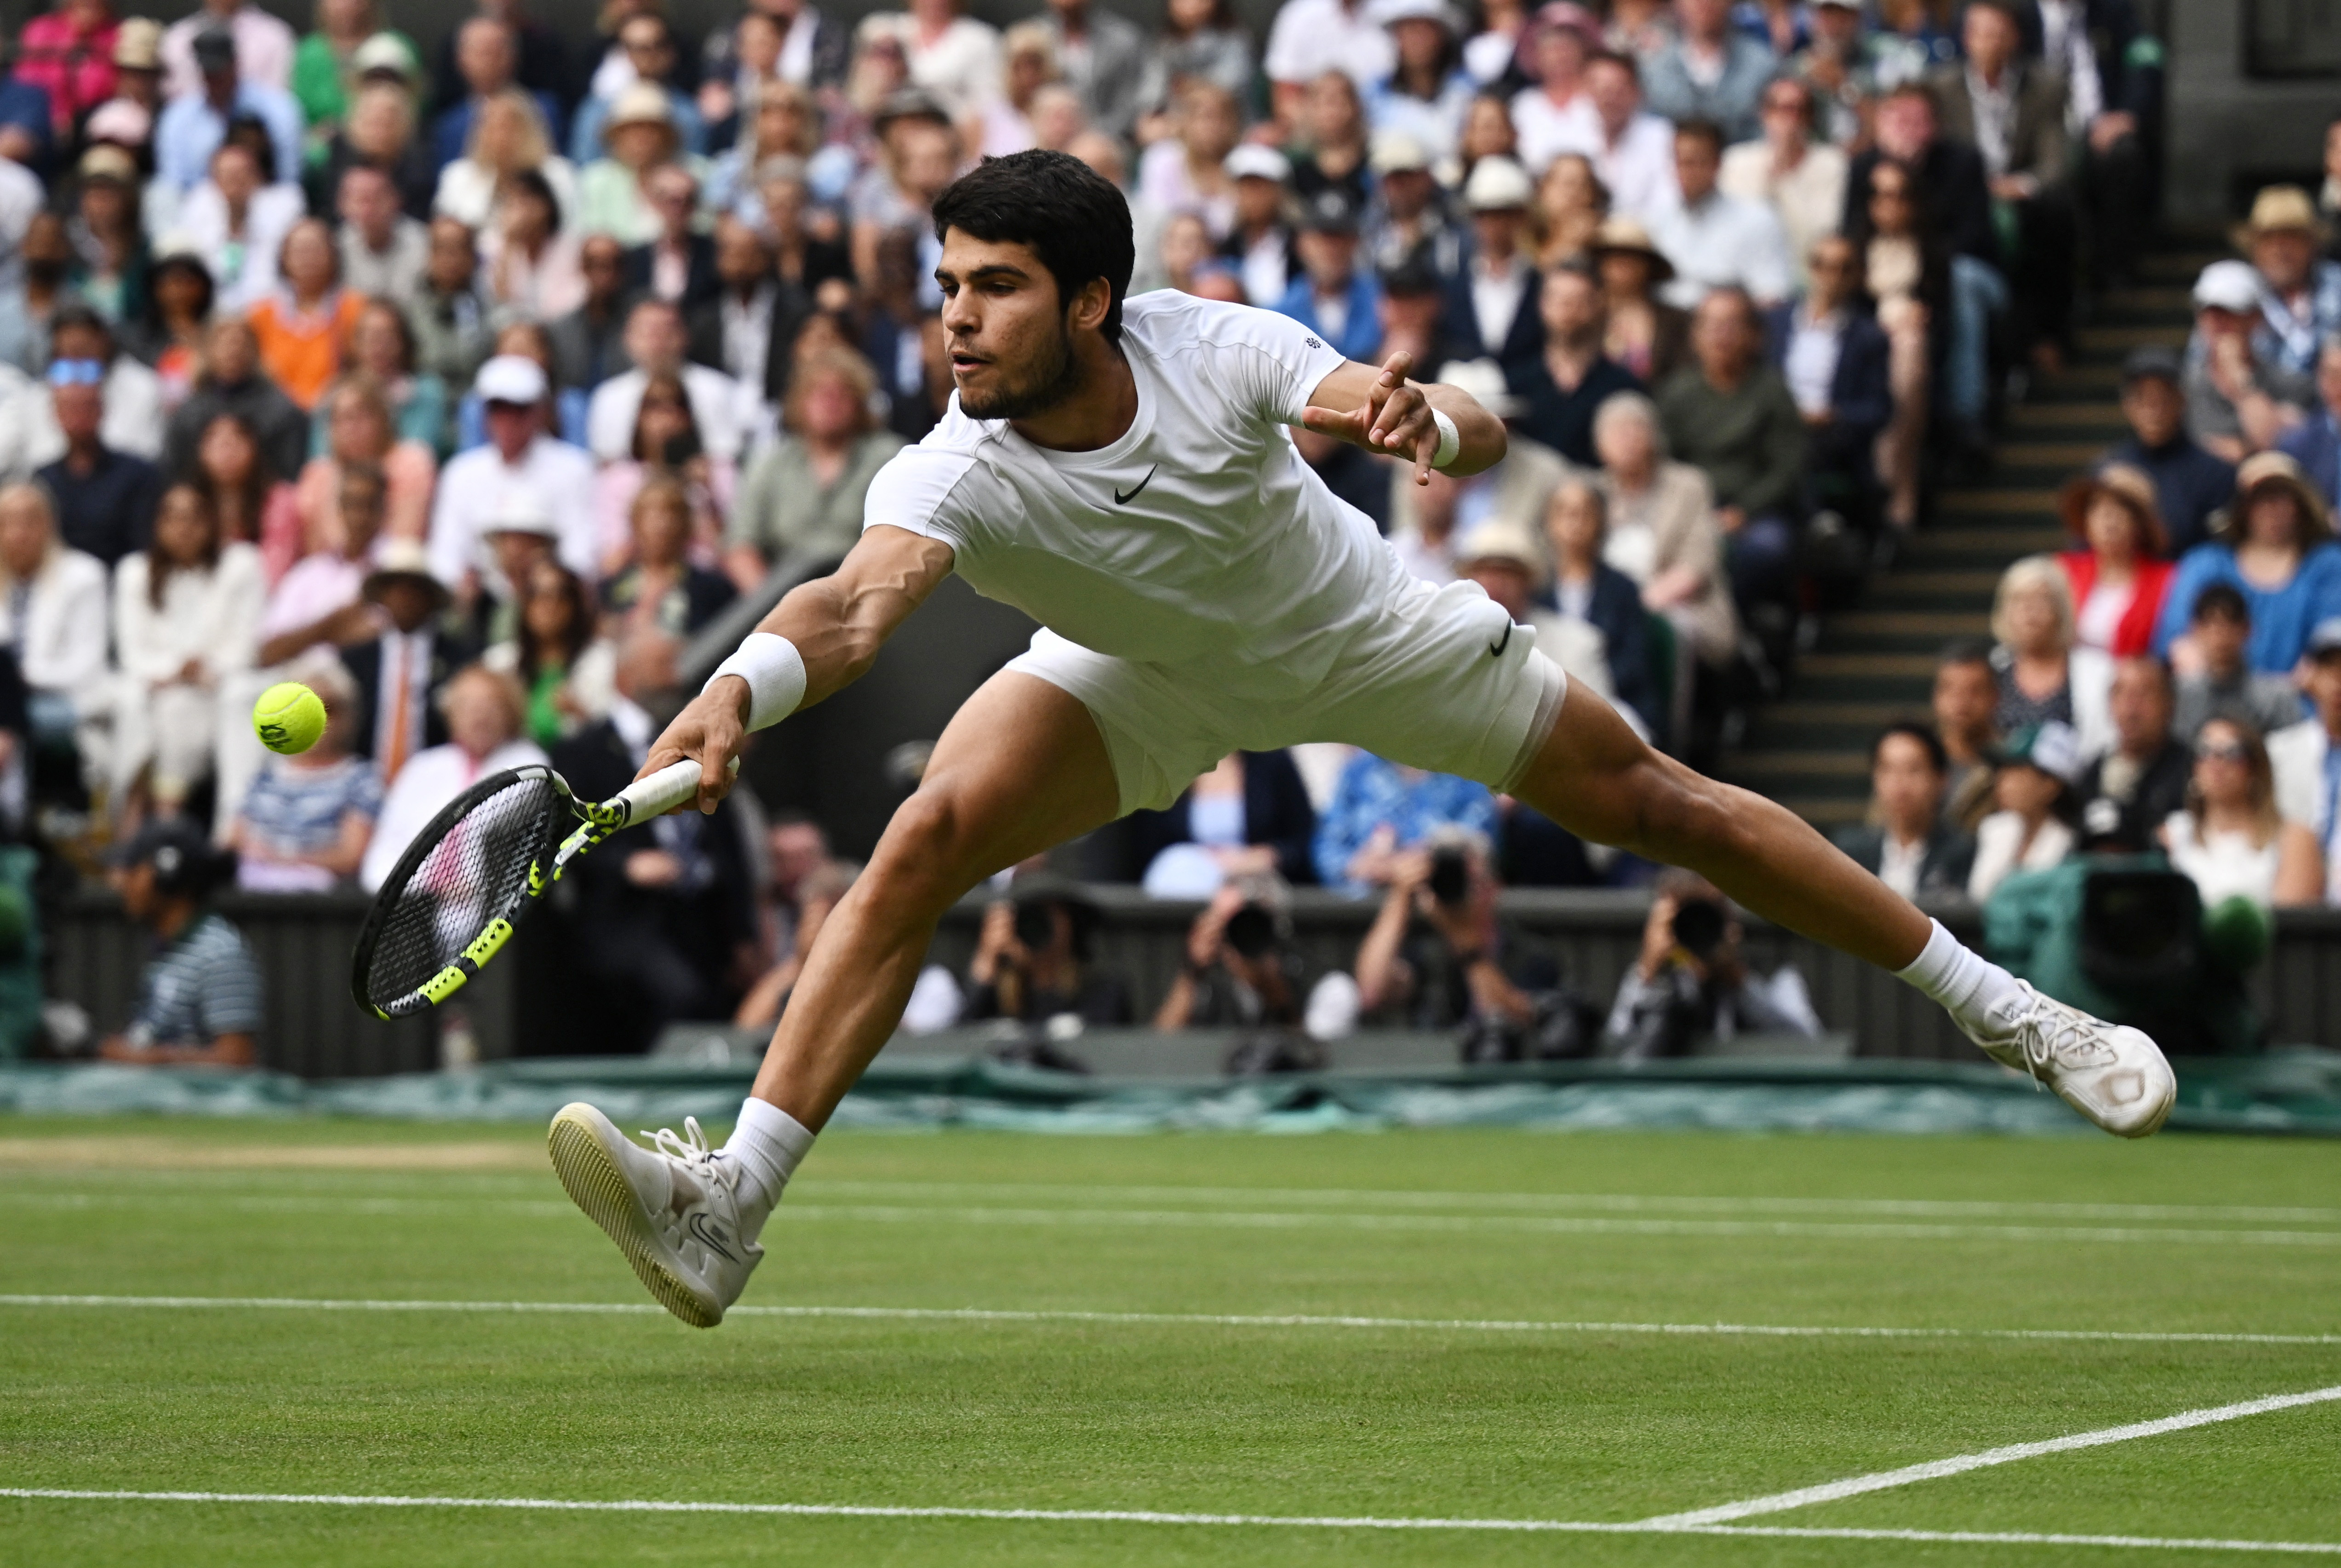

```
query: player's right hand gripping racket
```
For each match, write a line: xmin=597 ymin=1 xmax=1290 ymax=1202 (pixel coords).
xmin=350 ymin=755 xmax=735 ymax=1020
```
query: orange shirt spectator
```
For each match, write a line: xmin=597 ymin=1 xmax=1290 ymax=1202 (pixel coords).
xmin=245 ymin=217 xmax=365 ymax=410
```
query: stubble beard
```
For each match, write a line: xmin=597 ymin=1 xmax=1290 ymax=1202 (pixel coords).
xmin=956 ymin=319 xmax=1083 ymax=422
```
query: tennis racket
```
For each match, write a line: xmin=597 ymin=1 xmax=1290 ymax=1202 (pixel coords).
xmin=350 ymin=755 xmax=735 ymax=1020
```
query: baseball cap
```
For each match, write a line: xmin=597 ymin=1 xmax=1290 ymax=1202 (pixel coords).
xmin=1463 ymin=155 xmax=1533 ymax=212
xmin=2192 ymin=258 xmax=2262 ymax=314
xmin=105 ymin=816 xmax=221 ymax=881
xmin=76 ymin=144 xmax=137 ymax=185
xmin=484 ymin=489 xmax=559 ymax=538
xmin=1436 ymin=356 xmax=1523 ymax=418
xmin=2004 ymin=721 xmax=2083 ymax=784
xmin=1223 ymin=143 xmax=1291 ymax=184
xmin=351 ymin=33 xmax=416 ymax=80
xmin=1369 ymin=0 xmax=1460 ymax=29
xmin=474 ymin=354 xmax=548 ymax=406
xmin=1299 ymin=187 xmax=1361 ymax=235
xmin=1368 ymin=129 xmax=1431 ymax=177
xmin=2120 ymin=345 xmax=2182 ymax=388
xmin=191 ymin=27 xmax=237 ymax=68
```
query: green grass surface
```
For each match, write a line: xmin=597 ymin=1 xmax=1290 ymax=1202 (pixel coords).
xmin=2 ymin=1115 xmax=2338 ymax=1565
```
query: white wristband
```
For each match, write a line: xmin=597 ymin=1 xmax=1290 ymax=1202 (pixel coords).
xmin=704 ymin=632 xmax=806 ymax=732
xmin=1429 ymin=407 xmax=1461 ymax=470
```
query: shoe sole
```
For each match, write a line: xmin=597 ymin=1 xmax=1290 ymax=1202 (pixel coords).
xmin=546 ymin=1104 xmax=723 ymax=1328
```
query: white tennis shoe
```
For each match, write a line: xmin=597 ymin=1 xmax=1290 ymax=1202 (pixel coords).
xmin=1964 ymin=981 xmax=2176 ymax=1138
xmin=547 ymin=1103 xmax=761 ymax=1327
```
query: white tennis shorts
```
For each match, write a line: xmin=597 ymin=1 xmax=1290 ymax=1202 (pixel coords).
xmin=1007 ymin=569 xmax=1569 ymax=817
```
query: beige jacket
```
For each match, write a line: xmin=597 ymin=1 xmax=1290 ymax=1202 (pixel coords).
xmin=1598 ymin=460 xmax=1739 ymax=666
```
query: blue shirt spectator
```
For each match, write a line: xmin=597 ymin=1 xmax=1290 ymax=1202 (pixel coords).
xmin=2153 ymin=453 xmax=2341 ymax=675
xmin=1313 ymin=752 xmax=1498 ymax=893
xmin=1640 ymin=0 xmax=1777 ymax=143
xmin=155 ymin=77 xmax=304 ymax=195
xmin=566 ymin=82 xmax=705 ymax=169
xmin=1275 ymin=189 xmax=1385 ymax=364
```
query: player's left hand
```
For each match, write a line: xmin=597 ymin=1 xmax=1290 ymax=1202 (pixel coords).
xmin=1300 ymin=349 xmax=1444 ymax=486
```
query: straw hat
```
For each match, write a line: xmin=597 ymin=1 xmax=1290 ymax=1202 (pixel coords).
xmin=604 ymin=82 xmax=678 ymax=140
xmin=2058 ymin=463 xmax=2167 ymax=557
xmin=2232 ymin=184 xmax=2329 ymax=251
xmin=2214 ymin=450 xmax=2333 ymax=544
xmin=1453 ymin=519 xmax=1549 ymax=588
xmin=362 ymin=540 xmax=452 ymax=608
xmin=112 ymin=17 xmax=162 ymax=71
xmin=1589 ymin=215 xmax=1676 ymax=283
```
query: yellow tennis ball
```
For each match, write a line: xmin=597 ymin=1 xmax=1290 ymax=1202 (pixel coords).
xmin=252 ymin=681 xmax=328 ymax=755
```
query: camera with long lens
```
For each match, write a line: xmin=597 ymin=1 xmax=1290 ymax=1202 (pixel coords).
xmin=1668 ymin=897 xmax=1728 ymax=961
xmin=1427 ymin=846 xmax=1471 ymax=906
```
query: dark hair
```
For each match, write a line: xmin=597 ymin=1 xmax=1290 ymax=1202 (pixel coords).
xmin=186 ymin=410 xmax=277 ymax=540
xmin=1872 ymin=720 xmax=1948 ymax=775
xmin=357 ymin=296 xmax=419 ymax=374
xmin=1672 ymin=116 xmax=1726 ymax=156
xmin=222 ymin=113 xmax=275 ymax=182
xmin=1936 ymin=635 xmax=1995 ymax=671
xmin=507 ymin=166 xmax=562 ymax=235
xmin=1583 ymin=48 xmax=1638 ymax=81
xmin=2192 ymin=581 xmax=2250 ymax=625
xmin=517 ymin=561 xmax=592 ymax=678
xmin=148 ymin=481 xmax=223 ymax=609
xmin=931 ymin=150 xmax=1135 ymax=348
xmin=630 ymin=371 xmax=701 ymax=462
xmin=49 ymin=303 xmax=110 ymax=352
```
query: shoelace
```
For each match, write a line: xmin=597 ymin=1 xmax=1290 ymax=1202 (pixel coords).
xmin=2006 ymin=988 xmax=2120 ymax=1085
xmin=643 ymin=1116 xmax=738 ymax=1192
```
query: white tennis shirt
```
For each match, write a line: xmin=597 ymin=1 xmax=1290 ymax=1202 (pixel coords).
xmin=862 ymin=291 xmax=1404 ymax=701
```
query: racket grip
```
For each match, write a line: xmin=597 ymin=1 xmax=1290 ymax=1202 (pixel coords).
xmin=608 ymin=755 xmax=741 ymax=824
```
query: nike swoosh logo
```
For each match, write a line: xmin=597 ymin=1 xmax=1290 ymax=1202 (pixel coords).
xmin=1114 ymin=464 xmax=1159 ymax=505
xmin=1489 ymin=623 xmax=1514 ymax=658
xmin=685 ymin=1211 xmax=737 ymax=1262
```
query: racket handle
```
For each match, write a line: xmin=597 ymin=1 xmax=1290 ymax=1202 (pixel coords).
xmin=607 ymin=755 xmax=742 ymax=824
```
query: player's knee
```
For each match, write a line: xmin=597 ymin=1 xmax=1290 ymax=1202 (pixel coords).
xmin=871 ymin=787 xmax=982 ymax=904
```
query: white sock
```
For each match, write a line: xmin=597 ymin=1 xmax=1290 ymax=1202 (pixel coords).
xmin=1894 ymin=918 xmax=2025 ymax=1036
xmin=721 ymin=1097 xmax=815 ymax=1239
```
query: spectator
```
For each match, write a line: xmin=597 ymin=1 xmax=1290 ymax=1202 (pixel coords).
xmin=291 ymin=3 xmax=416 ymax=156
xmin=2075 ymin=654 xmax=2192 ymax=852
xmin=727 ymin=347 xmax=903 ymax=589
xmin=1641 ymin=0 xmax=1774 ymax=142
xmin=688 ymin=216 xmax=809 ymax=418
xmin=1511 ymin=260 xmax=1641 ymax=468
xmin=1529 ymin=152 xmax=1607 ymax=269
xmin=1505 ymin=4 xmax=1598 ymax=176
xmin=431 ymin=355 xmax=598 ymax=588
xmin=2163 ymin=717 xmax=2324 ymax=916
xmin=1592 ymin=389 xmax=1737 ymax=675
xmin=2157 ymin=451 xmax=2341 ymax=677
xmin=252 ymin=461 xmax=386 ymax=671
xmin=1833 ymin=722 xmax=1975 ymax=900
xmin=95 ymin=818 xmax=258 ymax=1067
xmin=1540 ymin=475 xmax=1660 ymax=738
xmin=308 ymin=79 xmax=435 ymax=220
xmin=574 ymin=85 xmax=689 ymax=246
xmin=1589 ymin=215 xmax=1688 ymax=385
xmin=1219 ymin=145 xmax=1296 ymax=308
xmin=297 ymin=375 xmax=436 ymax=565
xmin=340 ymin=299 xmax=449 ymax=458
xmin=1968 ymin=720 xmax=2080 ymax=902
xmin=568 ymin=13 xmax=707 ymax=167
xmin=623 ymin=162 xmax=717 ymax=309
xmin=1128 ymin=750 xmax=1319 ymax=893
xmin=163 ymin=0 xmax=295 ymax=102
xmin=1440 ymin=156 xmax=1539 ymax=368
xmin=1290 ymin=71 xmax=1374 ymax=211
xmin=1358 ymin=829 xmax=1599 ymax=1060
xmin=1933 ymin=636 xmax=2000 ymax=831
xmin=1037 ymin=0 xmax=1146 ymax=143
xmin=2241 ymin=185 xmax=2341 ymax=386
xmin=1367 ymin=0 xmax=1474 ymax=160
xmin=1843 ymin=156 xmax=1949 ymax=509
xmin=65 ymin=143 xmax=152 ymax=325
xmin=1274 ymin=189 xmax=1383 ymax=363
xmin=1460 ymin=0 xmax=1532 ymax=88
xmin=1263 ymin=0 xmax=1392 ymax=124
xmin=2185 ymin=259 xmax=2310 ymax=465
xmin=1388 ymin=360 xmax=1567 ymax=563
xmin=0 ymin=483 xmax=109 ymax=772
xmin=748 ymin=152 xmax=852 ymax=297
xmin=2167 ymin=584 xmax=2307 ymax=745
xmin=2277 ymin=337 xmax=2341 ymax=523
xmin=432 ymin=19 xmax=565 ymax=177
xmin=1313 ymin=750 xmax=1498 ymax=894
xmin=708 ymin=85 xmax=822 ymax=218
xmin=359 ymin=660 xmax=544 ymax=890
xmin=1454 ymin=89 xmax=1520 ymax=185
xmin=125 ymin=247 xmax=215 ymax=421
xmin=1454 ymin=515 xmax=1625 ymax=720
xmin=1990 ymin=554 xmax=2111 ymax=754
xmin=33 ymin=359 xmax=160 ymax=568
xmin=1153 ymin=878 xmax=1317 ymax=1042
xmin=1763 ymin=234 xmax=1890 ymax=528
xmin=549 ymin=233 xmax=635 ymax=395
xmin=336 ymin=161 xmax=429 ymax=302
xmin=1362 ymin=132 xmax=1458 ymax=282
xmin=978 ymin=23 xmax=1063 ymax=157
xmin=1657 ymin=287 xmax=1805 ymax=612
xmin=1928 ymin=0 xmax=2071 ymax=368
xmin=485 ymin=559 xmax=614 ymax=746
xmin=7 ymin=305 xmax=165 ymax=472
xmin=2269 ymin=618 xmax=2341 ymax=903
xmin=0 ymin=211 xmax=76 ymax=378
xmin=110 ymin=481 xmax=264 ymax=816
xmin=167 ymin=324 xmax=304 ymax=486
xmin=155 ymin=27 xmax=303 ymax=199
xmin=426 ymin=0 xmax=572 ymax=127
xmin=603 ymin=477 xmax=738 ymax=638
xmin=1719 ymin=75 xmax=1847 ymax=291
xmin=1650 ymin=117 xmax=1793 ymax=311
xmin=962 ymin=876 xmax=1133 ymax=1027
xmin=187 ymin=410 xmax=303 ymax=586
xmin=2110 ymin=346 xmax=2234 ymax=558
xmin=433 ymin=86 xmax=577 ymax=235
xmin=226 ymin=664 xmax=381 ymax=892
xmin=1387 ymin=458 xmax=1464 ymax=583
xmin=411 ymin=217 xmax=495 ymax=392
xmin=246 ymin=217 xmax=366 ymax=412
xmin=1565 ymin=51 xmax=1677 ymax=220
xmin=1135 ymin=0 xmax=1253 ymax=142
xmin=2057 ymin=464 xmax=2173 ymax=661
xmin=586 ymin=297 xmax=751 ymax=464
xmin=179 ymin=138 xmax=302 ymax=314
xmin=864 ymin=0 xmax=1003 ymax=126
xmin=1604 ymin=868 xmax=1818 ymax=1059
xmin=14 ymin=0 xmax=124 ymax=139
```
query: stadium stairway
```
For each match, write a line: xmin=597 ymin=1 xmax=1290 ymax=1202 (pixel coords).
xmin=1721 ymin=246 xmax=2214 ymax=830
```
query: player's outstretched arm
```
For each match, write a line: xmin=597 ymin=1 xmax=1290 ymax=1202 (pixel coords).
xmin=1298 ymin=349 xmax=1506 ymax=485
xmin=639 ymin=524 xmax=956 ymax=812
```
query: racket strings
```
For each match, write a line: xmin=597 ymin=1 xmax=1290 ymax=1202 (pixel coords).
xmin=363 ymin=772 xmax=565 ymax=1008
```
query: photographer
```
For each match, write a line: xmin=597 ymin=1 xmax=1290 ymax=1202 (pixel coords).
xmin=1155 ymin=879 xmax=1307 ymax=1033
xmin=1353 ymin=830 xmax=1595 ymax=1063
xmin=96 ymin=818 xmax=259 ymax=1068
xmin=1604 ymin=870 xmax=1820 ymax=1061
xmin=962 ymin=877 xmax=1133 ymax=1029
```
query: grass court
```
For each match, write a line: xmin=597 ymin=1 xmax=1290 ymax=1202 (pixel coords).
xmin=2 ymin=1115 xmax=2338 ymax=1564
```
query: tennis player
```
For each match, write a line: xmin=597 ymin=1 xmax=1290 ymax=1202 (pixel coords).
xmin=548 ymin=151 xmax=2174 ymax=1327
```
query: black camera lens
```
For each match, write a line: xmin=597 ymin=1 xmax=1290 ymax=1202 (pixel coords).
xmin=1670 ymin=898 xmax=1727 ymax=959
xmin=1224 ymin=904 xmax=1276 ymax=959
xmin=1012 ymin=902 xmax=1055 ymax=950
xmin=1428 ymin=847 xmax=1470 ymax=905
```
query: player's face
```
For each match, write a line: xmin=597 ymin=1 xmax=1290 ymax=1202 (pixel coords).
xmin=935 ymin=230 xmax=1085 ymax=421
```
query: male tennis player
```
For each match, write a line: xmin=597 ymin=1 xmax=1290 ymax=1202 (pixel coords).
xmin=548 ymin=151 xmax=2174 ymax=1328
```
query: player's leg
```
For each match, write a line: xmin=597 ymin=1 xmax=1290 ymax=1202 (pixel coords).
xmin=547 ymin=669 xmax=1121 ymax=1325
xmin=1513 ymin=679 xmax=2173 ymax=1136
xmin=747 ymin=670 xmax=1121 ymax=1127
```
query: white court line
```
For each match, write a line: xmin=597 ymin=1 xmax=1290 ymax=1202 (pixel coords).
xmin=1 ymin=1487 xmax=2336 ymax=1555
xmin=2 ymin=1293 xmax=2336 ymax=1347
xmin=1639 ymin=1384 xmax=2341 ymax=1527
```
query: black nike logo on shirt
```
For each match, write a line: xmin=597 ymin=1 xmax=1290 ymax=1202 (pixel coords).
xmin=1114 ymin=464 xmax=1159 ymax=505
xmin=1489 ymin=623 xmax=1514 ymax=658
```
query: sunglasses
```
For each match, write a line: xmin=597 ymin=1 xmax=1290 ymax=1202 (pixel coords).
xmin=46 ymin=358 xmax=104 ymax=387
xmin=2195 ymin=740 xmax=2250 ymax=764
